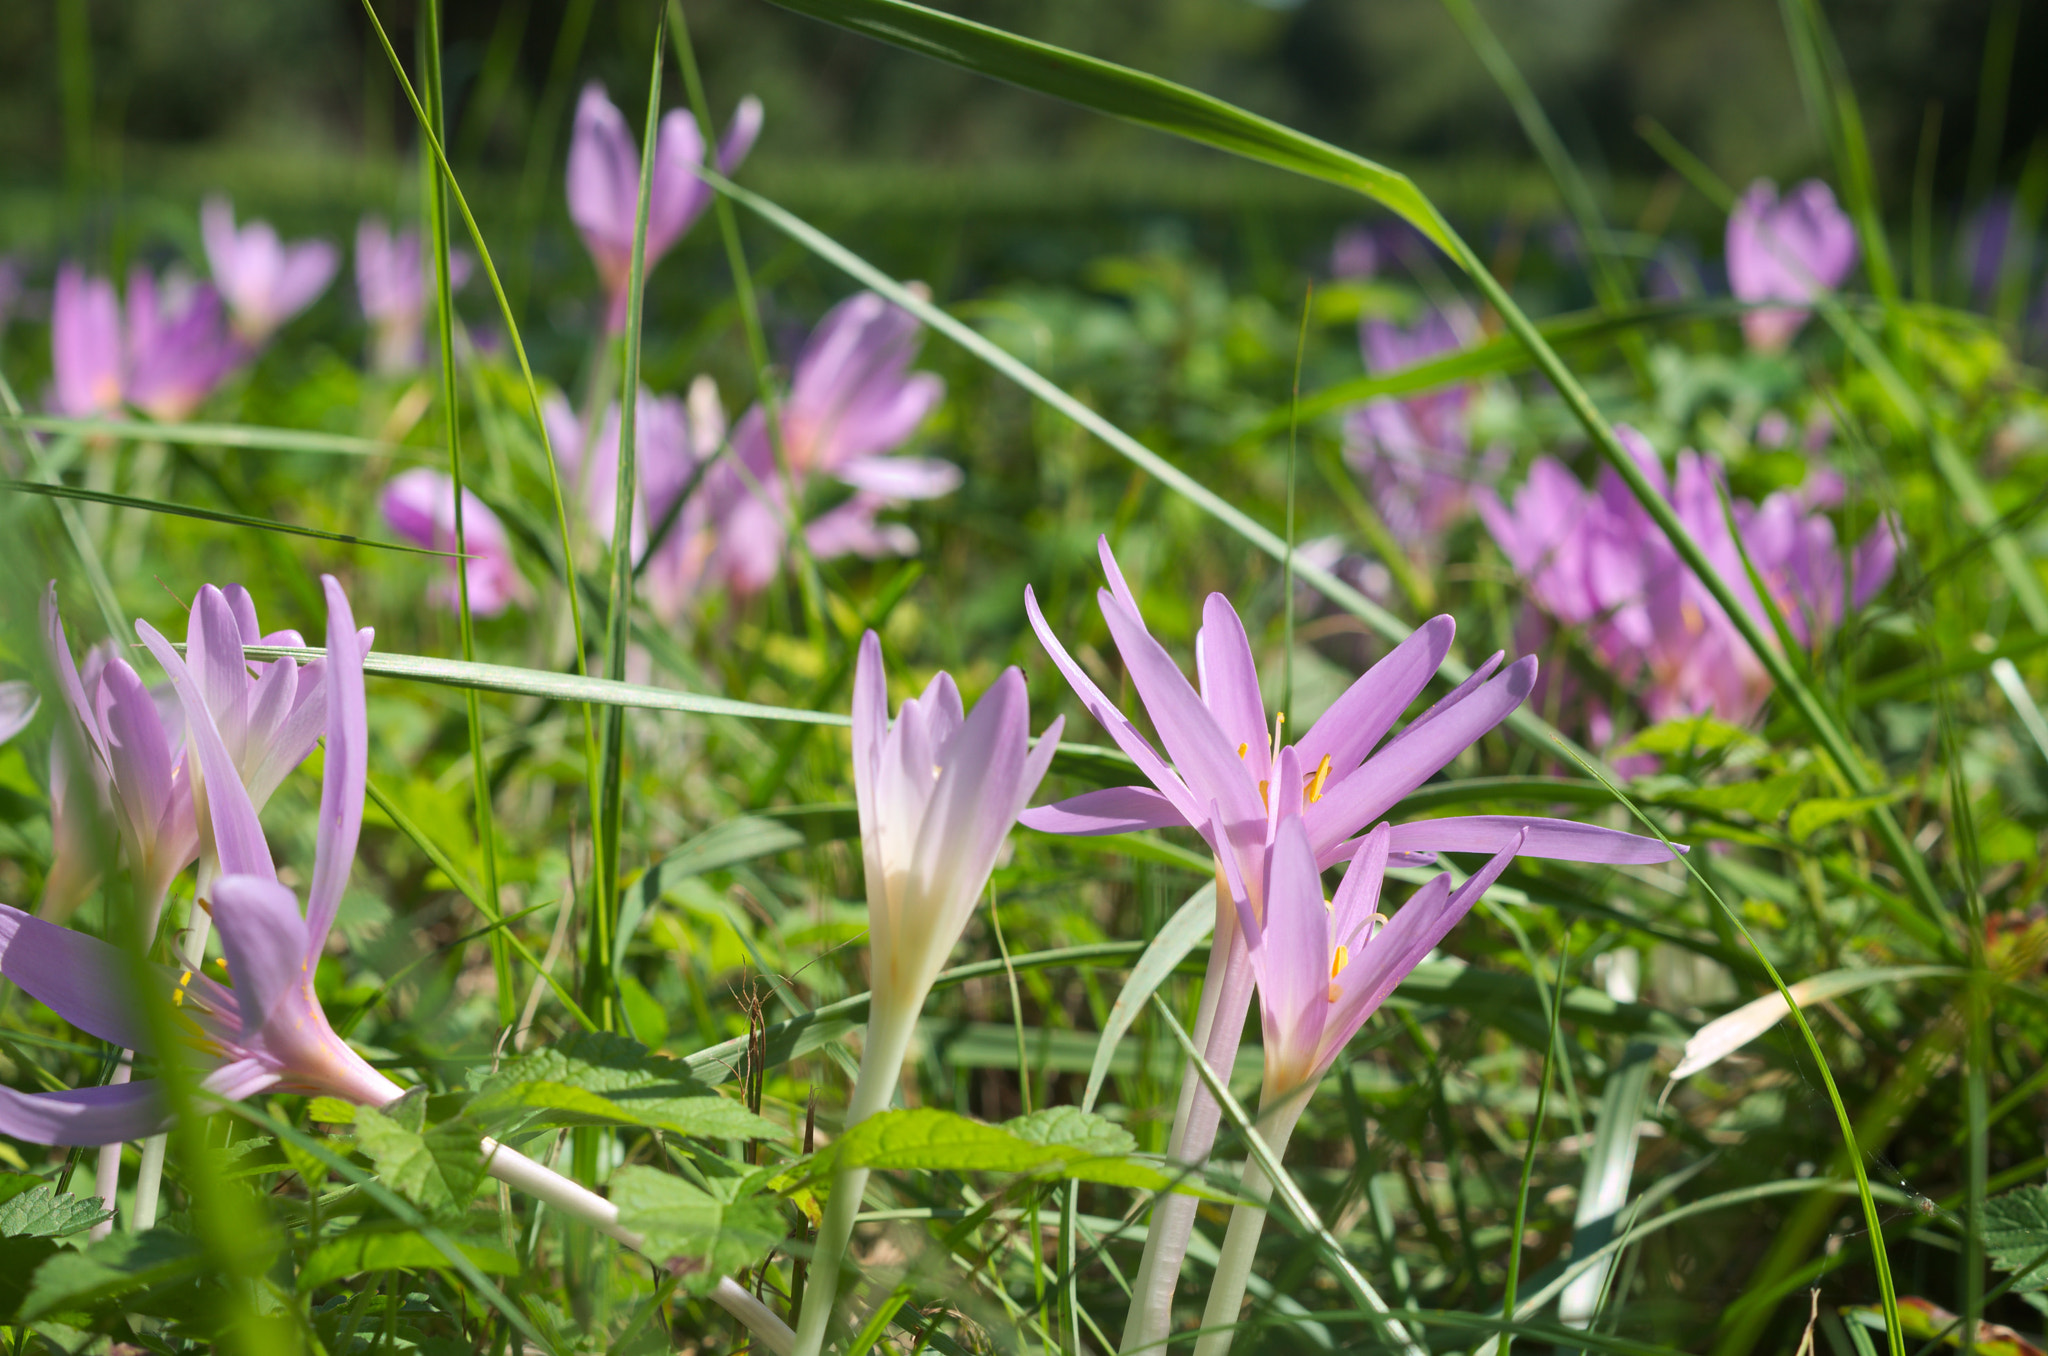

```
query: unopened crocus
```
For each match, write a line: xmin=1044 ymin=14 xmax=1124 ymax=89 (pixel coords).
xmin=1344 ymin=306 xmax=1501 ymax=547
xmin=1022 ymin=537 xmax=1675 ymax=1353
xmin=356 ymin=217 xmax=472 ymax=375
xmin=567 ymin=83 xmax=762 ymax=331
xmin=704 ymin=289 xmax=955 ymax=596
xmin=50 ymin=265 xmax=124 ymax=417
xmin=201 ymin=195 xmax=340 ymax=343
xmin=124 ymin=267 xmax=243 ymax=422
xmin=790 ymin=632 xmax=1061 ymax=1356
xmin=1478 ymin=425 xmax=1896 ymax=733
xmin=381 ymin=468 xmax=527 ymax=617
xmin=1193 ymin=815 xmax=1522 ymax=1356
xmin=1726 ymin=179 xmax=1858 ymax=353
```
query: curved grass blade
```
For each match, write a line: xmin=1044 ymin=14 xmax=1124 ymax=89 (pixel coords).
xmin=0 ymin=414 xmax=429 ymax=460
xmin=1081 ymin=884 xmax=1215 ymax=1116
xmin=4 ymin=479 xmax=458 ymax=555
xmin=0 ymin=371 xmax=127 ymax=639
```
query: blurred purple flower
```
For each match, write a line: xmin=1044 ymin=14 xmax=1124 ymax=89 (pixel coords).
xmin=381 ymin=468 xmax=527 ymax=616
xmin=0 ymin=580 xmax=395 ymax=1146
xmin=0 ymin=682 xmax=36 ymax=747
xmin=201 ymin=195 xmax=340 ymax=344
xmin=1478 ymin=426 xmax=1896 ymax=732
xmin=567 ymin=83 xmax=762 ymax=332
xmin=51 ymin=265 xmax=125 ymax=417
xmin=1726 ymin=179 xmax=1858 ymax=353
xmin=125 ymin=267 xmax=244 ymax=422
xmin=1961 ymin=194 xmax=2019 ymax=307
xmin=1328 ymin=221 xmax=1437 ymax=281
xmin=700 ymin=289 xmax=953 ymax=596
xmin=356 ymin=217 xmax=472 ymax=376
xmin=1344 ymin=306 xmax=1502 ymax=546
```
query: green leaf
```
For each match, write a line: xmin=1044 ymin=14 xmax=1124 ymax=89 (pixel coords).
xmin=804 ymin=1107 xmax=1198 ymax=1194
xmin=0 ymin=1184 xmax=114 ymax=1239
xmin=609 ymin=1166 xmax=784 ymax=1295
xmin=618 ymin=974 xmax=671 ymax=1050
xmin=473 ymin=1031 xmax=785 ymax=1141
xmin=355 ymin=1101 xmax=487 ymax=1222
xmin=1983 ymin=1186 xmax=2048 ymax=1291
xmin=1788 ymin=791 xmax=1908 ymax=842
xmin=616 ymin=812 xmax=823 ymax=967
xmin=1670 ymin=773 xmax=1809 ymax=823
xmin=299 ymin=1225 xmax=517 ymax=1292
xmin=1617 ymin=716 xmax=1767 ymax=759
xmin=308 ymin=1097 xmax=358 ymax=1125
xmin=20 ymin=1229 xmax=208 ymax=1320
xmin=0 ymin=1238 xmax=59 ymax=1321
xmin=1003 ymin=1107 xmax=1138 ymax=1158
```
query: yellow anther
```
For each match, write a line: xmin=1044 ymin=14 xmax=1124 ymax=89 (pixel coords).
xmin=172 ymin=968 xmax=194 ymax=1008
xmin=1306 ymin=754 xmax=1333 ymax=804
xmin=1237 ymin=742 xmax=1249 ymax=759
xmin=1327 ymin=980 xmax=1344 ymax=1003
xmin=1271 ymin=711 xmax=1287 ymax=759
xmin=211 ymin=957 xmax=227 ymax=970
xmin=1257 ymin=780 xmax=1269 ymax=808
xmin=1330 ymin=945 xmax=1349 ymax=980
xmin=178 ymin=969 xmax=193 ymax=985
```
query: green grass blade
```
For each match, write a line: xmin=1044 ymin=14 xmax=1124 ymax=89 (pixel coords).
xmin=0 ymin=371 xmax=127 ymax=639
xmin=421 ymin=0 xmax=512 ymax=1031
xmin=0 ymin=414 xmax=428 ymax=459
xmin=3 ymin=479 xmax=457 ymax=555
xmin=1777 ymin=0 xmax=1899 ymax=303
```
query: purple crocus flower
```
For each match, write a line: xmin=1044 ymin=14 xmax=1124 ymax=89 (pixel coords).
xmin=567 ymin=83 xmax=763 ymax=332
xmin=50 ymin=265 xmax=125 ymax=417
xmin=1194 ymin=816 xmax=1524 ymax=1348
xmin=380 ymin=468 xmax=527 ymax=617
xmin=0 ymin=580 xmax=399 ymax=1145
xmin=794 ymin=631 xmax=1060 ymax=1353
xmin=1726 ymin=179 xmax=1859 ymax=353
xmin=1023 ymin=537 xmax=1675 ymax=1351
xmin=704 ymin=289 xmax=954 ymax=596
xmin=1344 ymin=306 xmax=1502 ymax=546
xmin=124 ymin=267 xmax=244 ymax=422
xmin=356 ymin=217 xmax=472 ymax=376
xmin=1478 ymin=427 xmax=1896 ymax=733
xmin=201 ymin=195 xmax=340 ymax=344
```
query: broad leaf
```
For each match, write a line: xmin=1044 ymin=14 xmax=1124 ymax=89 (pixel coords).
xmin=355 ymin=1102 xmax=487 ymax=1222
xmin=20 ymin=1229 xmax=207 ymax=1320
xmin=473 ymin=1031 xmax=785 ymax=1141
xmin=610 ymin=1166 xmax=784 ymax=1295
xmin=1984 ymin=1186 xmax=2048 ymax=1290
xmin=0 ymin=1184 xmax=114 ymax=1239
xmin=300 ymin=1225 xmax=517 ymax=1291
xmin=802 ymin=1107 xmax=1197 ymax=1193
xmin=1003 ymin=1107 xmax=1138 ymax=1158
xmin=1789 ymin=791 xmax=1908 ymax=842
xmin=1617 ymin=717 xmax=1767 ymax=759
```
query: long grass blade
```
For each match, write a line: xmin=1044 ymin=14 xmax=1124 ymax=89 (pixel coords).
xmin=3 ymin=479 xmax=456 ymax=554
xmin=0 ymin=414 xmax=428 ymax=459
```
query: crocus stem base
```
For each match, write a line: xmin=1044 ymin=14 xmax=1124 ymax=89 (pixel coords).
xmin=1191 ymin=1092 xmax=1309 ymax=1356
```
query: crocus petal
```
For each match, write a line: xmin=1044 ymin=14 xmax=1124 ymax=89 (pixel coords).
xmin=716 ymin=96 xmax=764 ymax=173
xmin=851 ymin=632 xmax=890 ymax=917
xmin=0 ymin=1081 xmax=168 ymax=1147
xmin=908 ymin=669 xmax=1031 ymax=958
xmin=1296 ymin=615 xmax=1456 ymax=777
xmin=202 ymin=1058 xmax=283 ymax=1103
xmin=566 ymin=84 xmax=642 ymax=283
xmin=834 ymin=456 xmax=962 ymax=501
xmin=1097 ymin=536 xmax=1145 ymax=627
xmin=0 ymin=904 xmax=151 ymax=1051
xmin=210 ymin=873 xmax=313 ymax=1035
xmin=1385 ymin=815 xmax=1680 ymax=865
xmin=1328 ymin=824 xmax=1392 ymax=948
xmin=304 ymin=577 xmax=366 ymax=957
xmin=1018 ymin=786 xmax=1183 ymax=836
xmin=186 ymin=585 xmax=251 ymax=758
xmin=1256 ymin=813 xmax=1330 ymax=1085
xmin=43 ymin=584 xmax=109 ymax=767
xmin=136 ymin=621 xmax=276 ymax=883
xmin=1195 ymin=594 xmax=1271 ymax=784
xmin=0 ymin=681 xmax=38 ymax=746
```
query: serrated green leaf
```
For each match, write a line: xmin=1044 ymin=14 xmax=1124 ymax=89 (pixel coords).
xmin=355 ymin=1105 xmax=487 ymax=1222
xmin=1003 ymin=1107 xmax=1137 ymax=1158
xmin=473 ymin=1031 xmax=784 ymax=1141
xmin=0 ymin=1185 xmax=114 ymax=1239
xmin=1788 ymin=791 xmax=1907 ymax=842
xmin=0 ymin=1174 xmax=44 ymax=1209
xmin=20 ymin=1229 xmax=207 ymax=1319
xmin=1984 ymin=1186 xmax=2048 ymax=1290
xmin=609 ymin=1166 xmax=784 ymax=1295
xmin=299 ymin=1226 xmax=517 ymax=1292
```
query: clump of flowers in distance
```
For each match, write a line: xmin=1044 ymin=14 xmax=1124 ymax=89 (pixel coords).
xmin=1726 ymin=178 xmax=1859 ymax=352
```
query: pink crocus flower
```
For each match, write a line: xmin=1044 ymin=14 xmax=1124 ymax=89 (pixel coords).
xmin=793 ymin=631 xmax=1060 ymax=1353
xmin=567 ymin=83 xmax=762 ymax=332
xmin=1726 ymin=179 xmax=1858 ymax=353
xmin=0 ymin=579 xmax=394 ymax=1145
xmin=1344 ymin=305 xmax=1503 ymax=547
xmin=1478 ymin=426 xmax=1896 ymax=735
xmin=380 ymin=468 xmax=527 ymax=617
xmin=124 ymin=267 xmax=244 ymax=422
xmin=50 ymin=266 xmax=125 ymax=417
xmin=1022 ymin=537 xmax=1675 ymax=1352
xmin=200 ymin=195 xmax=340 ymax=344
xmin=700 ymin=289 xmax=954 ymax=597
xmin=356 ymin=217 xmax=473 ymax=376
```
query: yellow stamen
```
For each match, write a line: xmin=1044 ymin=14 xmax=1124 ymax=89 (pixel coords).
xmin=1330 ymin=945 xmax=1349 ymax=980
xmin=1306 ymin=754 xmax=1333 ymax=804
xmin=172 ymin=969 xmax=193 ymax=1007
xmin=1257 ymin=780 xmax=1269 ymax=808
xmin=1236 ymin=742 xmax=1248 ymax=759
xmin=1271 ymin=711 xmax=1286 ymax=760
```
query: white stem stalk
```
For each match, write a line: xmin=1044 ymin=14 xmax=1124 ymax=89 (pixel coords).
xmin=790 ymin=996 xmax=923 ymax=1356
xmin=1121 ymin=920 xmax=1255 ymax=1353
xmin=88 ymin=1056 xmax=134 ymax=1240
xmin=481 ymin=1137 xmax=795 ymax=1354
xmin=1192 ymin=1091 xmax=1311 ymax=1356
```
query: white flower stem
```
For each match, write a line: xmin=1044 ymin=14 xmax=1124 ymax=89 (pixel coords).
xmin=88 ymin=1056 xmax=133 ymax=1241
xmin=790 ymin=995 xmax=922 ymax=1356
xmin=1120 ymin=921 xmax=1255 ymax=1354
xmin=1191 ymin=1090 xmax=1311 ymax=1356
xmin=480 ymin=1136 xmax=795 ymax=1355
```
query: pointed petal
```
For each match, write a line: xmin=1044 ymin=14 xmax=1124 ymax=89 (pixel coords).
xmin=202 ymin=1057 xmax=282 ymax=1103
xmin=95 ymin=659 xmax=180 ymax=862
xmin=1195 ymin=594 xmax=1270 ymax=782
xmin=1096 ymin=536 xmax=1144 ymax=625
xmin=1018 ymin=786 xmax=1182 ymax=836
xmin=1387 ymin=815 xmax=1681 ymax=865
xmin=1258 ymin=814 xmax=1330 ymax=1084
xmin=42 ymin=584 xmax=108 ymax=766
xmin=851 ymin=631 xmax=889 ymax=914
xmin=1380 ymin=651 xmax=1505 ymax=756
xmin=1329 ymin=823 xmax=1392 ymax=947
xmin=185 ymin=586 xmax=251 ymax=757
xmin=136 ymin=622 xmax=275 ymax=882
xmin=909 ymin=669 xmax=1031 ymax=956
xmin=0 ymin=1081 xmax=168 ymax=1147
xmin=0 ymin=904 xmax=150 ymax=1050
xmin=1307 ymin=657 xmax=1536 ymax=857
xmin=1321 ymin=873 xmax=1454 ymax=1054
xmin=1296 ymin=615 xmax=1456 ymax=776
xmin=304 ymin=578 xmax=366 ymax=957
xmin=209 ymin=873 xmax=311 ymax=1036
